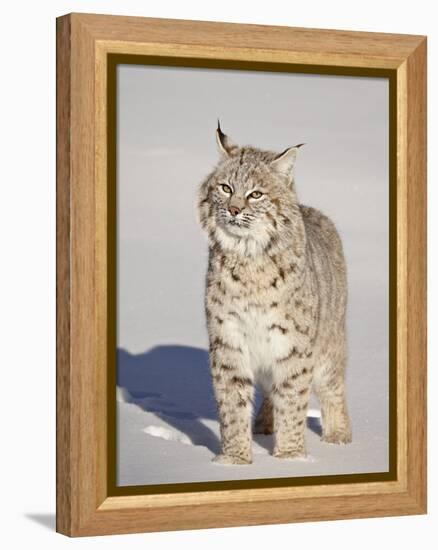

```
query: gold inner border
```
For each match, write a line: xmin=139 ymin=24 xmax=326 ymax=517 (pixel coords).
xmin=106 ymin=54 xmax=398 ymax=497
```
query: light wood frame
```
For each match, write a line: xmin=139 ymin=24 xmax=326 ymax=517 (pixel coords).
xmin=56 ymin=13 xmax=427 ymax=536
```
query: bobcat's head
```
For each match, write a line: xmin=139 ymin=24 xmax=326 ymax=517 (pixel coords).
xmin=197 ymin=122 xmax=304 ymax=256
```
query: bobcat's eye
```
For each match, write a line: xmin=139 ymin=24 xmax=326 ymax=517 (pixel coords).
xmin=248 ymin=190 xmax=263 ymax=199
xmin=220 ymin=184 xmax=232 ymax=194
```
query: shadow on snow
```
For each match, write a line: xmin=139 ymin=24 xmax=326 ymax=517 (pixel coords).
xmin=117 ymin=345 xmax=322 ymax=455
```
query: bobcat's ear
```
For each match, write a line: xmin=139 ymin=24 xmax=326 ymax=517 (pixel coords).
xmin=216 ymin=120 xmax=238 ymax=157
xmin=271 ymin=143 xmax=305 ymax=176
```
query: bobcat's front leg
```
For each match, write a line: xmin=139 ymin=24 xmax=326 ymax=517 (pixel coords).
xmin=272 ymin=359 xmax=313 ymax=459
xmin=210 ymin=337 xmax=253 ymax=465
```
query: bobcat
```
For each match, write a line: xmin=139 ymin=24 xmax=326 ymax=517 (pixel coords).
xmin=197 ymin=123 xmax=351 ymax=464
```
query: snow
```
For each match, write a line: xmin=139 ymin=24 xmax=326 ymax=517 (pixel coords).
xmin=143 ymin=425 xmax=193 ymax=446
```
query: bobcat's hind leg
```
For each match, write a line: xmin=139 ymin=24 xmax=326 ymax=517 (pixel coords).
xmin=314 ymin=353 xmax=352 ymax=445
xmin=254 ymin=395 xmax=274 ymax=435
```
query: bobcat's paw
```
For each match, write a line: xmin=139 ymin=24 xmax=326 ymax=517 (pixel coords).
xmin=321 ymin=430 xmax=352 ymax=445
xmin=212 ymin=453 xmax=252 ymax=465
xmin=253 ymin=422 xmax=274 ymax=435
xmin=273 ymin=449 xmax=306 ymax=460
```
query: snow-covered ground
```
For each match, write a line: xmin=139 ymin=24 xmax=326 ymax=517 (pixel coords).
xmin=116 ymin=66 xmax=389 ymax=486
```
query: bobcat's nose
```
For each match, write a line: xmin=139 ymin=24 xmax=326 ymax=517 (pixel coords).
xmin=228 ymin=205 xmax=241 ymax=217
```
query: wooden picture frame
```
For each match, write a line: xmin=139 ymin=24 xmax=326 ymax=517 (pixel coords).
xmin=56 ymin=13 xmax=427 ymax=536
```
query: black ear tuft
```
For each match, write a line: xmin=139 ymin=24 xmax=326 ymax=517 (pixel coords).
xmin=217 ymin=119 xmax=226 ymax=141
xmin=215 ymin=120 xmax=237 ymax=157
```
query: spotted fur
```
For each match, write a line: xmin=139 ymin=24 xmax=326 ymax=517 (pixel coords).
xmin=197 ymin=124 xmax=351 ymax=464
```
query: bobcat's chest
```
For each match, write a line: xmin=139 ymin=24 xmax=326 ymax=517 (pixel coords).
xmin=236 ymin=304 xmax=292 ymax=376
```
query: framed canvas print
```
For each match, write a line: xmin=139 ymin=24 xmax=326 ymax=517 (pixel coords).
xmin=56 ymin=13 xmax=427 ymax=536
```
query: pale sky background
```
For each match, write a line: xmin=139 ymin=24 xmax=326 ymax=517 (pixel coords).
xmin=116 ymin=64 xmax=389 ymax=485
